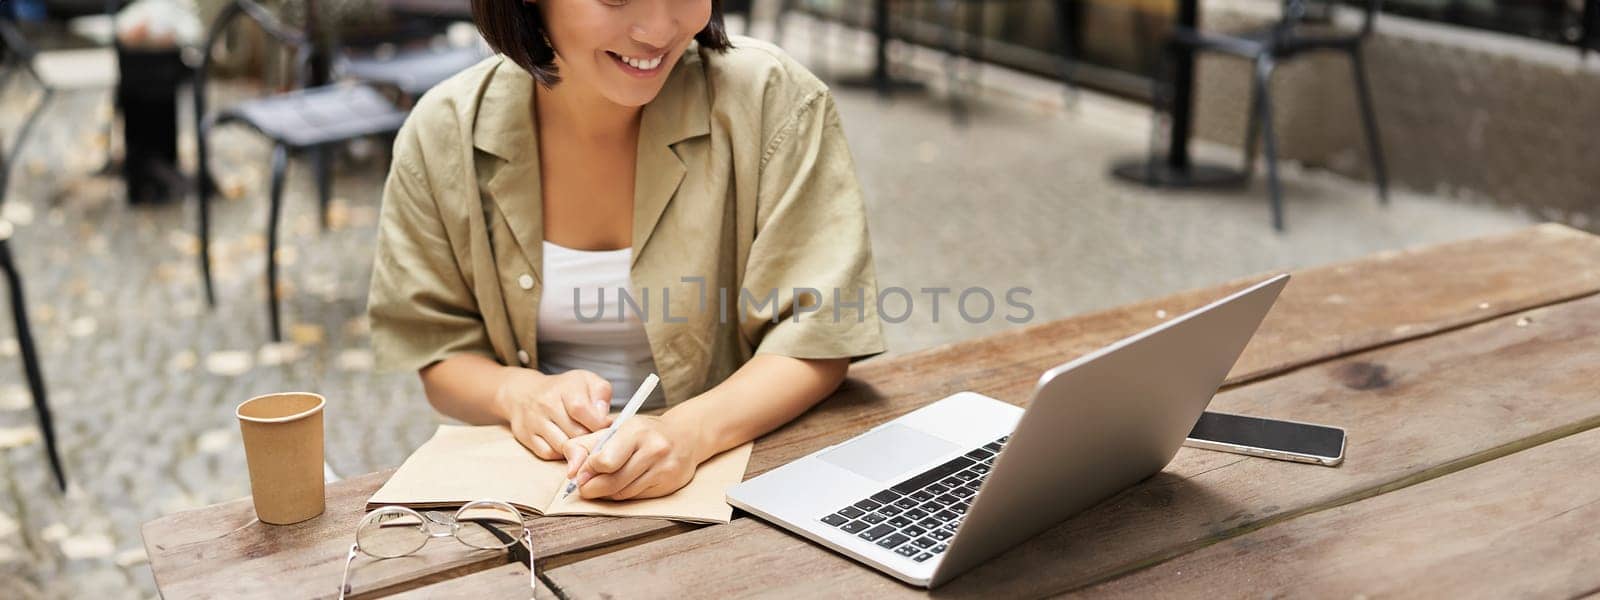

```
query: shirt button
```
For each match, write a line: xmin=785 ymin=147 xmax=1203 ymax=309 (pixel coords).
xmin=518 ymin=274 xmax=534 ymax=290
xmin=516 ymin=350 xmax=530 ymax=365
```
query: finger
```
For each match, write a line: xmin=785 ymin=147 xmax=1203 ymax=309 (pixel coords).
xmin=527 ymin=435 xmax=555 ymax=460
xmin=562 ymin=389 xmax=610 ymax=433
xmin=509 ymin=418 xmax=545 ymax=456
xmin=611 ymin=466 xmax=662 ymax=501
xmin=586 ymin=373 xmax=614 ymax=427
xmin=531 ymin=420 xmax=570 ymax=461
xmin=549 ymin=394 xmax=590 ymax=439
xmin=585 ymin=424 xmax=648 ymax=476
xmin=562 ymin=430 xmax=602 ymax=454
xmin=581 ymin=449 xmax=652 ymax=499
xmin=559 ymin=435 xmax=595 ymax=478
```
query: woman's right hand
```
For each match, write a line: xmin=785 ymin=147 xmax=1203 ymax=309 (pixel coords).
xmin=495 ymin=369 xmax=614 ymax=460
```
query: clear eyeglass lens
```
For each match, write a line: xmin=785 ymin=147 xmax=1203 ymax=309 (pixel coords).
xmin=452 ymin=501 xmax=526 ymax=550
xmin=356 ymin=508 xmax=430 ymax=558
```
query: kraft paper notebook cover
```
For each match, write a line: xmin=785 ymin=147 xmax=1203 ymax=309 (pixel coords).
xmin=367 ymin=425 xmax=753 ymax=524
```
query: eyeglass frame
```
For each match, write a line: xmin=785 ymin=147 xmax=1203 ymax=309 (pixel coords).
xmin=338 ymin=499 xmax=536 ymax=599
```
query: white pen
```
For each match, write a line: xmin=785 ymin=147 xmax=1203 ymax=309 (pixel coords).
xmin=559 ymin=373 xmax=660 ymax=501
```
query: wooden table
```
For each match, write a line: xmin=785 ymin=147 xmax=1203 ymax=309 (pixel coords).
xmin=144 ymin=224 xmax=1600 ymax=598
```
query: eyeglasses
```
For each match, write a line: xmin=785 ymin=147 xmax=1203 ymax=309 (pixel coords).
xmin=338 ymin=499 xmax=535 ymax=599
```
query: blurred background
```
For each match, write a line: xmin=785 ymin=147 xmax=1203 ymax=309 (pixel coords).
xmin=0 ymin=0 xmax=1589 ymax=596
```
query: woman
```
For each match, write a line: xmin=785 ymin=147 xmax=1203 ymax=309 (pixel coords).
xmin=368 ymin=0 xmax=885 ymax=501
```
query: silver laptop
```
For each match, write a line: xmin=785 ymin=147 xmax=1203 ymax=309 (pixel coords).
xmin=727 ymin=274 xmax=1288 ymax=587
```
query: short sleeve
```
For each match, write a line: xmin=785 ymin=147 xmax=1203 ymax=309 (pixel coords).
xmin=366 ymin=120 xmax=496 ymax=372
xmin=742 ymin=90 xmax=888 ymax=362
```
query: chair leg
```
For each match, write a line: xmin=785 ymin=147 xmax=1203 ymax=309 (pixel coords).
xmin=1348 ymin=45 xmax=1389 ymax=205
xmin=942 ymin=0 xmax=985 ymax=126
xmin=314 ymin=144 xmax=332 ymax=231
xmin=938 ymin=0 xmax=965 ymax=123
xmin=962 ymin=0 xmax=988 ymax=118
xmin=265 ymin=144 xmax=289 ymax=342
xmin=1051 ymin=0 xmax=1079 ymax=108
xmin=1252 ymin=56 xmax=1285 ymax=232
xmin=0 ymin=240 xmax=67 ymax=492
xmin=1242 ymin=72 xmax=1262 ymax=178
xmin=191 ymin=48 xmax=218 ymax=305
xmin=3 ymin=85 xmax=53 ymax=200
xmin=1142 ymin=40 xmax=1176 ymax=181
xmin=0 ymin=77 xmax=11 ymax=199
xmin=195 ymin=119 xmax=217 ymax=307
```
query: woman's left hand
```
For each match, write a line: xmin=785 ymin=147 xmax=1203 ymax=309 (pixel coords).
xmin=559 ymin=415 xmax=703 ymax=501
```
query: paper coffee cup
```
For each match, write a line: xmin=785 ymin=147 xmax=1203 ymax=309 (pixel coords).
xmin=237 ymin=392 xmax=326 ymax=525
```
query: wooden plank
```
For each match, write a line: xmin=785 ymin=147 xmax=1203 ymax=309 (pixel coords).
xmin=1220 ymin=223 xmax=1600 ymax=383
xmin=144 ymin=470 xmax=388 ymax=559
xmin=729 ymin=224 xmax=1600 ymax=477
xmin=142 ymin=469 xmax=525 ymax=599
xmin=541 ymin=292 xmax=1600 ymax=598
xmin=143 ymin=225 xmax=1600 ymax=596
xmin=856 ymin=222 xmax=1600 ymax=396
xmin=1073 ymin=426 xmax=1600 ymax=599
xmin=140 ymin=468 xmax=660 ymax=599
xmin=743 ymin=224 xmax=1600 ymax=482
xmin=385 ymin=563 xmax=559 ymax=600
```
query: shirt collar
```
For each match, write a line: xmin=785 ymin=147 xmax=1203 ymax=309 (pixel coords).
xmin=471 ymin=45 xmax=712 ymax=159
xmin=472 ymin=45 xmax=711 ymax=273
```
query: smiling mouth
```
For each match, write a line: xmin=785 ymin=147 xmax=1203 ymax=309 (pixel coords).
xmin=606 ymin=50 xmax=666 ymax=74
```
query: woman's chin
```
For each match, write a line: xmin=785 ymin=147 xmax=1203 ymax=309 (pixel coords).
xmin=609 ymin=94 xmax=656 ymax=108
xmin=601 ymin=88 xmax=664 ymax=109
xmin=596 ymin=72 xmax=672 ymax=107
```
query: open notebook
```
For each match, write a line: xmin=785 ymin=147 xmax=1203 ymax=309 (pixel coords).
xmin=367 ymin=425 xmax=753 ymax=524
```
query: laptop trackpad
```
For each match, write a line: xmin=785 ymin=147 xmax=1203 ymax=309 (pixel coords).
xmin=819 ymin=424 xmax=960 ymax=482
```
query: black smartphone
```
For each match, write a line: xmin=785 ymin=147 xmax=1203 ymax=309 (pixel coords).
xmin=1184 ymin=411 xmax=1346 ymax=466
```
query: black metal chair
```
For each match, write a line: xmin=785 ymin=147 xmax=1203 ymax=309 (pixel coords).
xmin=1162 ymin=0 xmax=1388 ymax=231
xmin=0 ymin=13 xmax=58 ymax=186
xmin=193 ymin=0 xmax=409 ymax=341
xmin=0 ymin=3 xmax=128 ymax=492
xmin=336 ymin=42 xmax=487 ymax=101
xmin=0 ymin=135 xmax=68 ymax=494
xmin=2 ymin=0 xmax=125 ymax=181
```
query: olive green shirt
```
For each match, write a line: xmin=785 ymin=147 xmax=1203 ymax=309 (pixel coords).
xmin=367 ymin=37 xmax=887 ymax=406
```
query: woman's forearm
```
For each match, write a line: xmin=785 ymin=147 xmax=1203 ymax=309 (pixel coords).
xmin=661 ymin=354 xmax=850 ymax=465
xmin=419 ymin=353 xmax=526 ymax=424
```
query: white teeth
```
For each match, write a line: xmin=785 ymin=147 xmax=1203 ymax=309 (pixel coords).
xmin=618 ymin=54 xmax=663 ymax=71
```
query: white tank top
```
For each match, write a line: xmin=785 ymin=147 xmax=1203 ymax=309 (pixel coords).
xmin=536 ymin=241 xmax=662 ymax=409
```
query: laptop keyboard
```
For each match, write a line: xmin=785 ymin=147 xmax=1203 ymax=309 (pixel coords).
xmin=819 ymin=435 xmax=1008 ymax=563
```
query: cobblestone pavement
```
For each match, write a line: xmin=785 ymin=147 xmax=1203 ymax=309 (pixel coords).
xmin=0 ymin=19 xmax=1532 ymax=599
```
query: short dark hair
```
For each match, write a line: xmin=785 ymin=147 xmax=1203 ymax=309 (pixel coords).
xmin=471 ymin=0 xmax=732 ymax=87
